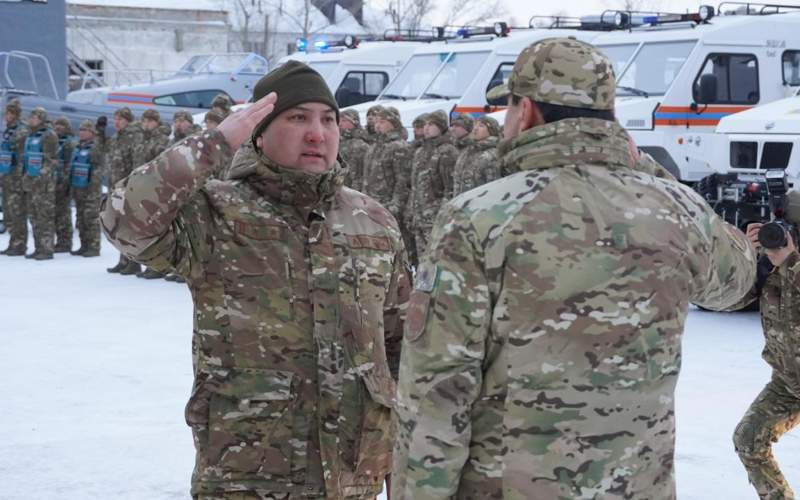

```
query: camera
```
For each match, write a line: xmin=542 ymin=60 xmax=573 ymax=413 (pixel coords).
xmin=758 ymin=170 xmax=797 ymax=249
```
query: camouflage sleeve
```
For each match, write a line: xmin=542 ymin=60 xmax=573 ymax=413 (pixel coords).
xmin=479 ymin=151 xmax=501 ymax=186
xmin=130 ymin=127 xmax=147 ymax=171
xmin=683 ymin=187 xmax=758 ymax=309
xmin=384 ymin=239 xmax=412 ymax=380
xmin=100 ymin=130 xmax=231 ymax=275
xmin=41 ymin=131 xmax=59 ymax=177
xmin=63 ymin=140 xmax=75 ymax=179
xmin=390 ymin=143 xmax=412 ymax=216
xmin=393 ymin=203 xmax=491 ymax=499
xmin=14 ymin=126 xmax=29 ymax=158
xmin=719 ymin=255 xmax=772 ymax=311
xmin=88 ymin=146 xmax=103 ymax=190
xmin=438 ymin=146 xmax=458 ymax=201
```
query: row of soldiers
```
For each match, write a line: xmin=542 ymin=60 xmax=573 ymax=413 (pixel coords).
xmin=0 ymin=94 xmax=234 ymax=269
xmin=339 ymin=104 xmax=501 ymax=265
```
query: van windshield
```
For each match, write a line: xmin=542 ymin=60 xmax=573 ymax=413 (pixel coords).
xmin=422 ymin=51 xmax=490 ymax=100
xmin=380 ymin=53 xmax=451 ymax=100
xmin=609 ymin=40 xmax=697 ymax=97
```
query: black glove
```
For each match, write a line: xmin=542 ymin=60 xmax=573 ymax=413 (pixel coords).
xmin=96 ymin=116 xmax=107 ymax=130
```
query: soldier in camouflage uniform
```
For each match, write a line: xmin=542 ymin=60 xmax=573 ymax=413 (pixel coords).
xmin=53 ymin=117 xmax=75 ymax=252
xmin=410 ymin=114 xmax=426 ymax=149
xmin=20 ymin=108 xmax=59 ymax=260
xmin=1 ymin=99 xmax=30 ymax=255
xmin=408 ymin=110 xmax=457 ymax=257
xmin=448 ymin=112 xmax=474 ymax=151
xmin=392 ymin=38 xmax=758 ymax=500
xmin=451 ymin=115 xmax=501 ymax=196
xmin=204 ymin=109 xmax=224 ymax=131
xmin=727 ymin=200 xmax=800 ymax=500
xmin=69 ymin=120 xmax=102 ymax=257
xmin=106 ymin=107 xmax=145 ymax=274
xmin=362 ymin=107 xmax=412 ymax=224
xmin=173 ymin=110 xmax=201 ymax=143
xmin=211 ymin=93 xmax=234 ymax=118
xmin=339 ymin=109 xmax=369 ymax=191
xmin=100 ymin=61 xmax=410 ymax=499
xmin=364 ymin=104 xmax=383 ymax=144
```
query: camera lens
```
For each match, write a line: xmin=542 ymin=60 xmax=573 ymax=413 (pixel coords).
xmin=759 ymin=222 xmax=788 ymax=249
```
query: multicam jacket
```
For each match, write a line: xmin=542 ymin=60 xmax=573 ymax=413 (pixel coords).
xmin=142 ymin=124 xmax=170 ymax=163
xmin=362 ymin=130 xmax=412 ymax=216
xmin=339 ymin=128 xmax=370 ymax=192
xmin=100 ymin=130 xmax=410 ymax=499
xmin=451 ymin=136 xmax=500 ymax=196
xmin=407 ymin=135 xmax=457 ymax=230
xmin=393 ymin=118 xmax=757 ymax=500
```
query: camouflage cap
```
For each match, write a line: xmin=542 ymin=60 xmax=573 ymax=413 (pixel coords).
xmin=114 ymin=107 xmax=135 ymax=122
xmin=141 ymin=109 xmax=161 ymax=122
xmin=477 ymin=115 xmax=501 ymax=137
xmin=412 ymin=113 xmax=428 ymax=128
xmin=54 ymin=116 xmax=73 ymax=133
xmin=204 ymin=109 xmax=224 ymax=125
xmin=29 ymin=107 xmax=48 ymax=122
xmin=173 ymin=110 xmax=194 ymax=123
xmin=5 ymin=99 xmax=22 ymax=117
xmin=486 ymin=37 xmax=615 ymax=111
xmin=211 ymin=93 xmax=233 ymax=116
xmin=367 ymin=104 xmax=385 ymax=117
xmin=785 ymin=190 xmax=800 ymax=224
xmin=79 ymin=119 xmax=96 ymax=132
xmin=450 ymin=113 xmax=474 ymax=133
xmin=426 ymin=110 xmax=449 ymax=133
xmin=376 ymin=107 xmax=403 ymax=131
xmin=341 ymin=109 xmax=361 ymax=127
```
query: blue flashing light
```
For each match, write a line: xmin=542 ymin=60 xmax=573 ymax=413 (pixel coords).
xmin=314 ymin=40 xmax=329 ymax=50
xmin=643 ymin=15 xmax=658 ymax=24
xmin=457 ymin=28 xmax=468 ymax=37
xmin=296 ymin=38 xmax=308 ymax=52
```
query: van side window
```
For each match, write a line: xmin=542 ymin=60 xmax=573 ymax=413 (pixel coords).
xmin=485 ymin=63 xmax=514 ymax=106
xmin=782 ymin=51 xmax=800 ymax=85
xmin=153 ymin=90 xmax=229 ymax=108
xmin=335 ymin=71 xmax=389 ymax=107
xmin=693 ymin=53 xmax=759 ymax=105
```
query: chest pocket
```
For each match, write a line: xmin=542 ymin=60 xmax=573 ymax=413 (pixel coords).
xmin=220 ymin=219 xmax=296 ymax=355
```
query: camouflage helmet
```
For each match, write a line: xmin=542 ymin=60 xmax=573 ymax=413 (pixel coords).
xmin=487 ymin=37 xmax=615 ymax=111
xmin=376 ymin=107 xmax=403 ymax=132
xmin=54 ymin=116 xmax=73 ymax=134
xmin=477 ymin=115 xmax=501 ymax=137
xmin=79 ymin=119 xmax=96 ymax=133
xmin=204 ymin=109 xmax=224 ymax=125
xmin=426 ymin=110 xmax=449 ymax=133
xmin=340 ymin=109 xmax=361 ymax=127
xmin=173 ymin=110 xmax=194 ymax=123
xmin=785 ymin=190 xmax=800 ymax=225
xmin=211 ymin=93 xmax=233 ymax=116
xmin=412 ymin=113 xmax=428 ymax=128
xmin=367 ymin=104 xmax=385 ymax=117
xmin=4 ymin=99 xmax=22 ymax=117
xmin=114 ymin=107 xmax=135 ymax=122
xmin=141 ymin=109 xmax=161 ymax=123
xmin=450 ymin=113 xmax=474 ymax=133
xmin=29 ymin=107 xmax=48 ymax=123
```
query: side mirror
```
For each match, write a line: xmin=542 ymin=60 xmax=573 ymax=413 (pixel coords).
xmin=696 ymin=74 xmax=718 ymax=104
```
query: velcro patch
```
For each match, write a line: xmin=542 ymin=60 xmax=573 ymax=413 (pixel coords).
xmin=234 ymin=220 xmax=285 ymax=241
xmin=414 ymin=263 xmax=438 ymax=292
xmin=405 ymin=291 xmax=431 ymax=342
xmin=346 ymin=234 xmax=392 ymax=252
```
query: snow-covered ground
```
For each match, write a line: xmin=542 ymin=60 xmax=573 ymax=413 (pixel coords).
xmin=2 ymin=232 xmax=798 ymax=499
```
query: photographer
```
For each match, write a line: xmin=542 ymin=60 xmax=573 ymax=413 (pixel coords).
xmin=733 ymin=191 xmax=800 ymax=500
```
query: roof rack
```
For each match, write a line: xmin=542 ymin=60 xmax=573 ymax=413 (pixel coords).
xmin=382 ymin=27 xmax=457 ymax=42
xmin=581 ymin=7 xmax=716 ymax=30
xmin=718 ymin=2 xmax=800 ymax=14
xmin=527 ymin=15 xmax=583 ymax=29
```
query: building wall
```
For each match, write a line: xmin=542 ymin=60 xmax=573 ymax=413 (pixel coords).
xmin=0 ymin=0 xmax=68 ymax=99
xmin=67 ymin=4 xmax=230 ymax=88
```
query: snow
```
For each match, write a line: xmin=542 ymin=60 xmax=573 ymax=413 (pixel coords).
xmin=67 ymin=0 xmax=227 ymax=13
xmin=2 ymin=229 xmax=799 ymax=499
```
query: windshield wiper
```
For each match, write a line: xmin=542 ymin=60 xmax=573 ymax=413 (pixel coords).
xmin=421 ymin=92 xmax=452 ymax=100
xmin=617 ymin=86 xmax=650 ymax=98
xmin=381 ymin=94 xmax=407 ymax=101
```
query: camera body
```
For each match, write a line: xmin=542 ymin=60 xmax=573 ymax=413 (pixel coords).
xmin=758 ymin=170 xmax=797 ymax=249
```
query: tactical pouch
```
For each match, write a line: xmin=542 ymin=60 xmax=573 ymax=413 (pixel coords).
xmin=70 ymin=150 xmax=91 ymax=188
xmin=25 ymin=151 xmax=43 ymax=177
xmin=0 ymin=150 xmax=12 ymax=174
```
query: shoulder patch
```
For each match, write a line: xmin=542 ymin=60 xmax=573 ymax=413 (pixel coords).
xmin=346 ymin=234 xmax=392 ymax=252
xmin=414 ymin=263 xmax=439 ymax=292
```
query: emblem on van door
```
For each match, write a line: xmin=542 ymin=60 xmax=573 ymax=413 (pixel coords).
xmin=765 ymin=122 xmax=776 ymax=130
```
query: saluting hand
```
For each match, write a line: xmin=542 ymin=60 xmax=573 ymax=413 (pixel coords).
xmin=217 ymin=92 xmax=277 ymax=151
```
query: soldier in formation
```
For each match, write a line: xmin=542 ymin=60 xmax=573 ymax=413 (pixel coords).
xmin=451 ymin=115 xmax=501 ymax=196
xmin=100 ymin=61 xmax=410 ymax=499
xmin=53 ymin=117 xmax=75 ymax=252
xmin=203 ymin=109 xmax=223 ymax=132
xmin=410 ymin=114 xmax=426 ymax=149
xmin=448 ymin=112 xmax=474 ymax=151
xmin=392 ymin=38 xmax=757 ymax=500
xmin=364 ymin=104 xmax=383 ymax=143
xmin=407 ymin=109 xmax=457 ymax=257
xmin=210 ymin=93 xmax=233 ymax=118
xmin=105 ymin=107 xmax=145 ymax=275
xmin=338 ymin=109 xmax=369 ymax=191
xmin=1 ymin=99 xmax=30 ymax=256
xmin=21 ymin=107 xmax=59 ymax=260
xmin=172 ymin=110 xmax=201 ymax=143
xmin=69 ymin=119 xmax=102 ymax=257
xmin=730 ymin=205 xmax=800 ymax=500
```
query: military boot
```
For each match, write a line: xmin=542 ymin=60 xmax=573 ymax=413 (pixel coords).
xmin=139 ymin=268 xmax=166 ymax=280
xmin=119 ymin=261 xmax=142 ymax=275
xmin=70 ymin=246 xmax=86 ymax=256
xmin=164 ymin=273 xmax=186 ymax=283
xmin=25 ymin=251 xmax=39 ymax=259
xmin=34 ymin=252 xmax=54 ymax=261
xmin=2 ymin=246 xmax=26 ymax=256
xmin=107 ymin=256 xmax=126 ymax=273
xmin=82 ymin=249 xmax=100 ymax=258
xmin=54 ymin=242 xmax=72 ymax=253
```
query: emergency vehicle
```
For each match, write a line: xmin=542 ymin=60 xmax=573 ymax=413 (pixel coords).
xmin=489 ymin=4 xmax=800 ymax=186
xmin=344 ymin=20 xmax=605 ymax=135
xmin=66 ymin=52 xmax=269 ymax=115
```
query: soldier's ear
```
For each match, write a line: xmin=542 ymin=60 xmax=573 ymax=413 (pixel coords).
xmin=522 ymin=98 xmax=545 ymax=131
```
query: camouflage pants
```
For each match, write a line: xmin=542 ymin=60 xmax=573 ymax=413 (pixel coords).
xmin=55 ymin=179 xmax=73 ymax=247
xmin=2 ymin=171 xmax=28 ymax=251
xmin=734 ymin=374 xmax=800 ymax=500
xmin=22 ymin=175 xmax=55 ymax=255
xmin=73 ymin=186 xmax=101 ymax=252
